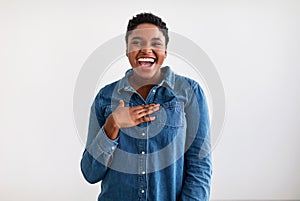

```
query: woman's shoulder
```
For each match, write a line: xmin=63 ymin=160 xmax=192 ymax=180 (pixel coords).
xmin=94 ymin=79 xmax=121 ymax=100
xmin=174 ymin=73 xmax=200 ymax=89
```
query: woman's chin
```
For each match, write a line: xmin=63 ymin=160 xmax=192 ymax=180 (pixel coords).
xmin=135 ymin=63 xmax=155 ymax=70
xmin=132 ymin=69 xmax=161 ymax=82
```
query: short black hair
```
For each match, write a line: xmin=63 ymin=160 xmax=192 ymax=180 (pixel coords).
xmin=125 ymin=12 xmax=169 ymax=46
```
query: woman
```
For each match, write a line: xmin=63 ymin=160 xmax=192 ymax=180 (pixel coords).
xmin=81 ymin=12 xmax=212 ymax=201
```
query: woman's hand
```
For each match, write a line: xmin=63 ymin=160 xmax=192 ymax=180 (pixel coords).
xmin=104 ymin=100 xmax=160 ymax=140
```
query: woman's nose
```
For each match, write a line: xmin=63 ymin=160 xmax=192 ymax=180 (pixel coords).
xmin=140 ymin=46 xmax=152 ymax=53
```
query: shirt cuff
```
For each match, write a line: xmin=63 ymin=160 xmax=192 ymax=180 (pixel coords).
xmin=99 ymin=126 xmax=119 ymax=152
xmin=86 ymin=127 xmax=119 ymax=166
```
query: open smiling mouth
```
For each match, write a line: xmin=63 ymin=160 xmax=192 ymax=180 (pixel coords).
xmin=137 ymin=57 xmax=156 ymax=67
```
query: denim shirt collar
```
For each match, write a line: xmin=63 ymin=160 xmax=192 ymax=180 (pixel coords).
xmin=117 ymin=66 xmax=175 ymax=93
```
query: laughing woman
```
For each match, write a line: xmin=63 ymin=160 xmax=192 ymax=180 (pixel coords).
xmin=81 ymin=12 xmax=212 ymax=201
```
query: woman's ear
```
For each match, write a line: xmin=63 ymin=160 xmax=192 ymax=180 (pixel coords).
xmin=164 ymin=50 xmax=167 ymax=58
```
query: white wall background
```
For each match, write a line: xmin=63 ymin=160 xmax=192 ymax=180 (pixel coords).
xmin=1 ymin=0 xmax=300 ymax=200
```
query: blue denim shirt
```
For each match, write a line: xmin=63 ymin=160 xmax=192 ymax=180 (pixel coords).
xmin=81 ymin=66 xmax=212 ymax=201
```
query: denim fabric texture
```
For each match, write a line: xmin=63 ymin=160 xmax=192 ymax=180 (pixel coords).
xmin=81 ymin=66 xmax=212 ymax=201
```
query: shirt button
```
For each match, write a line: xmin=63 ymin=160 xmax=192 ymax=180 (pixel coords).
xmin=141 ymin=132 xmax=145 ymax=137
xmin=141 ymin=151 xmax=145 ymax=155
xmin=112 ymin=146 xmax=116 ymax=150
xmin=142 ymin=171 xmax=146 ymax=175
xmin=141 ymin=189 xmax=145 ymax=194
xmin=152 ymin=89 xmax=156 ymax=93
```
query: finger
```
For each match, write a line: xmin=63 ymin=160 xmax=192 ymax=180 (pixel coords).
xmin=135 ymin=106 xmax=160 ymax=119
xmin=136 ymin=107 xmax=151 ymax=115
xmin=144 ymin=103 xmax=160 ymax=108
xmin=130 ymin=105 xmax=147 ymax=113
xmin=136 ymin=104 xmax=160 ymax=113
xmin=137 ymin=116 xmax=156 ymax=124
xmin=131 ymin=103 xmax=160 ymax=112
xmin=133 ymin=107 xmax=147 ymax=114
xmin=118 ymin=100 xmax=125 ymax=108
xmin=150 ymin=104 xmax=160 ymax=112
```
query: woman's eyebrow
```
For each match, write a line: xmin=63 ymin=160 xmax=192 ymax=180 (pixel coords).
xmin=151 ymin=37 xmax=163 ymax=41
xmin=130 ymin=36 xmax=143 ymax=40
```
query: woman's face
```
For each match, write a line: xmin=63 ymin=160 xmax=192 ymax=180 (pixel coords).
xmin=126 ymin=23 xmax=167 ymax=80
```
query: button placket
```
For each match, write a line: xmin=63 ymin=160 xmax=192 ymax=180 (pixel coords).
xmin=138 ymin=130 xmax=147 ymax=200
xmin=145 ymin=86 xmax=158 ymax=103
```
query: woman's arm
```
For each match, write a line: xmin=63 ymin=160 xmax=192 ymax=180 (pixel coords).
xmin=80 ymin=98 xmax=119 ymax=184
xmin=80 ymin=94 xmax=160 ymax=184
xmin=180 ymin=83 xmax=212 ymax=201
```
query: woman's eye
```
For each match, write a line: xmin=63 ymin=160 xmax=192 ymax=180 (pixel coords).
xmin=152 ymin=42 xmax=162 ymax=47
xmin=131 ymin=41 xmax=141 ymax=45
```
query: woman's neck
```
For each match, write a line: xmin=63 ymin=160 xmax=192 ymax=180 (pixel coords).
xmin=129 ymin=71 xmax=163 ymax=100
xmin=130 ymin=71 xmax=162 ymax=89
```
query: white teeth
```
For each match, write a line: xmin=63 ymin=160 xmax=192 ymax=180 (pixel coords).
xmin=137 ymin=58 xmax=155 ymax=62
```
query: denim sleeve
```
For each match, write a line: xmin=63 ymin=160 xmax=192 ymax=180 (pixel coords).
xmin=80 ymin=95 xmax=119 ymax=184
xmin=180 ymin=83 xmax=212 ymax=201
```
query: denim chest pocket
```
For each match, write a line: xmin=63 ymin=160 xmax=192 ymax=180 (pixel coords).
xmin=158 ymin=101 xmax=185 ymax=128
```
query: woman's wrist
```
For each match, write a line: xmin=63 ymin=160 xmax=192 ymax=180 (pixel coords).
xmin=104 ymin=114 xmax=120 ymax=140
